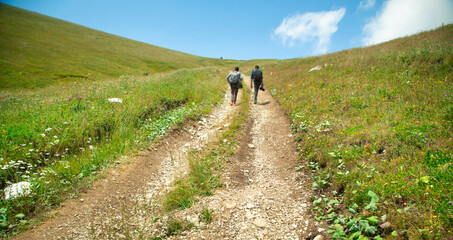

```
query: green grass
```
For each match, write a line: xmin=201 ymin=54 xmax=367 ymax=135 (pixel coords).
xmin=266 ymin=25 xmax=453 ymax=239
xmin=0 ymin=4 xmax=239 ymax=89
xmin=0 ymin=67 xmax=227 ymax=236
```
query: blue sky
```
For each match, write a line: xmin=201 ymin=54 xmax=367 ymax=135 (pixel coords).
xmin=2 ymin=0 xmax=453 ymax=60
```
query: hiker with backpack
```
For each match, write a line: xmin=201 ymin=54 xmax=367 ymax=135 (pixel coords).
xmin=250 ymin=65 xmax=264 ymax=104
xmin=226 ymin=67 xmax=243 ymax=106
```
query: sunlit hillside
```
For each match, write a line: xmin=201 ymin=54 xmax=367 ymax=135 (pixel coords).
xmin=265 ymin=24 xmax=453 ymax=239
xmin=0 ymin=4 xmax=233 ymax=89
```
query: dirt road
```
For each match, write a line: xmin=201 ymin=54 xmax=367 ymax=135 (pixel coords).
xmin=14 ymin=78 xmax=324 ymax=239
xmin=173 ymin=80 xmax=323 ymax=239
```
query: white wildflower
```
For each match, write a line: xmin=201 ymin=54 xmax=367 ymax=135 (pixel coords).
xmin=41 ymin=133 xmax=46 ymax=137
xmin=45 ymin=128 xmax=52 ymax=132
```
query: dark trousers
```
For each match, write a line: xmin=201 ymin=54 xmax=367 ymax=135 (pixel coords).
xmin=230 ymin=82 xmax=239 ymax=103
xmin=253 ymin=80 xmax=262 ymax=103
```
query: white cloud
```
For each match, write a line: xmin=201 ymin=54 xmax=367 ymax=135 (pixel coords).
xmin=273 ymin=8 xmax=346 ymax=55
xmin=358 ymin=0 xmax=376 ymax=10
xmin=363 ymin=0 xmax=453 ymax=46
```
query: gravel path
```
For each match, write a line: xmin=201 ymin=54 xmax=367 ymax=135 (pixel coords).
xmin=173 ymin=79 xmax=323 ymax=239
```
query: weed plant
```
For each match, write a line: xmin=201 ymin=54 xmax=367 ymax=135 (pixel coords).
xmin=0 ymin=67 xmax=226 ymax=236
xmin=267 ymin=25 xmax=453 ymax=239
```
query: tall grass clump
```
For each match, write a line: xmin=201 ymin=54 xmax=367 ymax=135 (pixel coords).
xmin=0 ymin=67 xmax=227 ymax=236
xmin=266 ymin=25 xmax=453 ymax=239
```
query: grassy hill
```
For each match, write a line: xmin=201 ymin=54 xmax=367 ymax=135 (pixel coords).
xmin=2 ymin=2 xmax=453 ymax=238
xmin=0 ymin=3 xmax=232 ymax=89
xmin=265 ymin=25 xmax=453 ymax=239
xmin=0 ymin=3 xmax=235 ymax=236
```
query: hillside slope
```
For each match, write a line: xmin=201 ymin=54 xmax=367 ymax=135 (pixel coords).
xmin=0 ymin=4 xmax=228 ymax=89
xmin=265 ymin=25 xmax=453 ymax=238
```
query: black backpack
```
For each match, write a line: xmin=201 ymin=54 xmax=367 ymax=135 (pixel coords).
xmin=254 ymin=69 xmax=263 ymax=81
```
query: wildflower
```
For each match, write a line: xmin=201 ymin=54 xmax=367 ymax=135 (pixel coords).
xmin=41 ymin=133 xmax=46 ymax=137
xmin=29 ymin=149 xmax=34 ymax=152
xmin=89 ymin=145 xmax=94 ymax=150
xmin=53 ymin=136 xmax=58 ymax=139
xmin=45 ymin=128 xmax=52 ymax=132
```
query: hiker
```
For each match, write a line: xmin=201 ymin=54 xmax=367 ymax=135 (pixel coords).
xmin=226 ymin=67 xmax=243 ymax=106
xmin=250 ymin=65 xmax=264 ymax=104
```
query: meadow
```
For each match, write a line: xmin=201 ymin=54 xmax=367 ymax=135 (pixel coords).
xmin=0 ymin=67 xmax=228 ymax=235
xmin=0 ymin=4 xmax=247 ymax=236
xmin=265 ymin=25 xmax=453 ymax=239
xmin=0 ymin=4 xmax=230 ymax=90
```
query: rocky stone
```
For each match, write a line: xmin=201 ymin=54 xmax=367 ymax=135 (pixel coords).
xmin=380 ymin=221 xmax=391 ymax=229
xmin=186 ymin=215 xmax=199 ymax=225
xmin=314 ymin=235 xmax=324 ymax=240
xmin=253 ymin=218 xmax=267 ymax=228
xmin=225 ymin=201 xmax=237 ymax=209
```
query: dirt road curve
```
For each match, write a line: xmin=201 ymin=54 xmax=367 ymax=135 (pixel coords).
xmin=14 ymin=78 xmax=324 ymax=240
